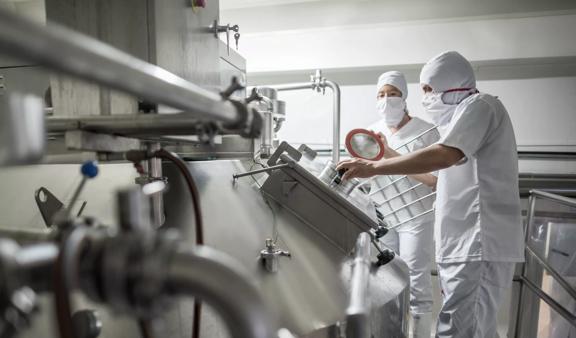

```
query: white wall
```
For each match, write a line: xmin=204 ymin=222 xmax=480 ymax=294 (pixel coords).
xmin=240 ymin=14 xmax=576 ymax=73
xmin=276 ymin=77 xmax=576 ymax=152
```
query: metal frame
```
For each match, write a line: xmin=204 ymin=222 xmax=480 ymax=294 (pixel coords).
xmin=515 ymin=189 xmax=576 ymax=337
xmin=368 ymin=126 xmax=438 ymax=228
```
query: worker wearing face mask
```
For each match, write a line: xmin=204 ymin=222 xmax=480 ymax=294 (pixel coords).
xmin=369 ymin=71 xmax=439 ymax=338
xmin=339 ymin=51 xmax=524 ymax=338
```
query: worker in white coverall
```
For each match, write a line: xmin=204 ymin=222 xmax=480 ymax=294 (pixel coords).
xmin=369 ymin=71 xmax=439 ymax=338
xmin=338 ymin=51 xmax=524 ymax=338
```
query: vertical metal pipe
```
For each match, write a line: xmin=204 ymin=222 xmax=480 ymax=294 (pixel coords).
xmin=324 ymin=80 xmax=341 ymax=163
xmin=271 ymin=78 xmax=341 ymax=163
xmin=147 ymin=143 xmax=165 ymax=228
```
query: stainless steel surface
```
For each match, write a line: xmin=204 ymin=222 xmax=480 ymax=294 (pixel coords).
xmin=164 ymin=159 xmax=408 ymax=337
xmin=167 ymin=245 xmax=275 ymax=338
xmin=0 ymin=92 xmax=45 ymax=166
xmin=261 ymin=144 xmax=378 ymax=254
xmin=0 ymin=158 xmax=409 ymax=337
xmin=345 ymin=233 xmax=371 ymax=338
xmin=0 ymin=8 xmax=245 ymax=127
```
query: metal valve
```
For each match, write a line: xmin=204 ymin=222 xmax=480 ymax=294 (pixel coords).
xmin=260 ymin=238 xmax=291 ymax=273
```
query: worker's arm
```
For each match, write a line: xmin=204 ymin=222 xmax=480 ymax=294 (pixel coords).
xmin=382 ymin=145 xmax=438 ymax=188
xmin=337 ymin=144 xmax=464 ymax=181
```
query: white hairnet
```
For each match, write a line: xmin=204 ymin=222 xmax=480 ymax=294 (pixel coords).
xmin=376 ymin=71 xmax=408 ymax=99
xmin=419 ymin=51 xmax=476 ymax=92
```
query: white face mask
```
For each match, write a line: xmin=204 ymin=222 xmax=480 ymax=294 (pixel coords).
xmin=421 ymin=92 xmax=457 ymax=126
xmin=376 ymin=97 xmax=406 ymax=127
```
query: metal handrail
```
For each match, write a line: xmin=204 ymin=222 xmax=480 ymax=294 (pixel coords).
xmin=529 ymin=189 xmax=576 ymax=208
xmin=518 ymin=189 xmax=576 ymax=333
xmin=525 ymin=246 xmax=576 ymax=301
xmin=520 ymin=276 xmax=576 ymax=328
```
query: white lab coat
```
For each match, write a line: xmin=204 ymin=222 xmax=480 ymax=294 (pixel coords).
xmin=369 ymin=117 xmax=439 ymax=325
xmin=434 ymin=93 xmax=524 ymax=338
xmin=435 ymin=93 xmax=524 ymax=264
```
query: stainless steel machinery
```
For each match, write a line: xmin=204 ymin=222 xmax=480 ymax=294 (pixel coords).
xmin=0 ymin=1 xmax=411 ymax=337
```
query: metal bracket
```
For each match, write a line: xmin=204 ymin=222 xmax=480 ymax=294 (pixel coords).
xmin=35 ymin=187 xmax=87 ymax=227
xmin=35 ymin=187 xmax=64 ymax=227
xmin=267 ymin=141 xmax=302 ymax=167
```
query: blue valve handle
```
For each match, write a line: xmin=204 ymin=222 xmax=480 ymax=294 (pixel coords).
xmin=65 ymin=161 xmax=99 ymax=217
xmin=80 ymin=161 xmax=99 ymax=178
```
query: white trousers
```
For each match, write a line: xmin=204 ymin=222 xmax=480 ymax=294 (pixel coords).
xmin=436 ymin=261 xmax=515 ymax=338
xmin=380 ymin=220 xmax=434 ymax=316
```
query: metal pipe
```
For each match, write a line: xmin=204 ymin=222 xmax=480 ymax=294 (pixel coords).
xmin=324 ymin=80 xmax=341 ymax=163
xmin=270 ymin=74 xmax=341 ymax=163
xmin=165 ymin=246 xmax=275 ymax=338
xmin=47 ymin=113 xmax=217 ymax=136
xmin=0 ymin=8 xmax=245 ymax=127
xmin=274 ymin=83 xmax=314 ymax=91
xmin=147 ymin=143 xmax=165 ymax=229
xmin=346 ymin=232 xmax=371 ymax=338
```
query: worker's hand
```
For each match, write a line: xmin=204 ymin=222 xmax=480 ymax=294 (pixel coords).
xmin=336 ymin=158 xmax=380 ymax=180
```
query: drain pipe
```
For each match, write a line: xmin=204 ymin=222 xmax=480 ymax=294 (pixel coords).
xmin=271 ymin=70 xmax=341 ymax=163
